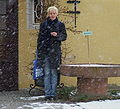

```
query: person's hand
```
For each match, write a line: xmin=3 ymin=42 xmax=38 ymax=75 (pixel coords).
xmin=51 ymin=32 xmax=57 ymax=37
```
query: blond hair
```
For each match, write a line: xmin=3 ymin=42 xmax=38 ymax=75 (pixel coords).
xmin=47 ymin=6 xmax=58 ymax=15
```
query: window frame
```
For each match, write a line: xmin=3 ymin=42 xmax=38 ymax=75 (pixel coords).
xmin=26 ymin=0 xmax=40 ymax=29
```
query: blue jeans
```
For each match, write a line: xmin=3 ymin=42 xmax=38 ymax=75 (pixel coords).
xmin=44 ymin=58 xmax=58 ymax=97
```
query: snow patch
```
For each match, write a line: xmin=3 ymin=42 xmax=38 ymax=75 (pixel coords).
xmin=18 ymin=100 xmax=120 ymax=109
xmin=117 ymin=93 xmax=120 ymax=96
xmin=77 ymin=100 xmax=120 ymax=109
xmin=20 ymin=96 xmax=45 ymax=100
xmin=64 ymin=64 xmax=120 ymax=67
xmin=21 ymin=103 xmax=83 ymax=109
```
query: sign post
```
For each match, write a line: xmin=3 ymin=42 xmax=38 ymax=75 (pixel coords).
xmin=81 ymin=31 xmax=93 ymax=63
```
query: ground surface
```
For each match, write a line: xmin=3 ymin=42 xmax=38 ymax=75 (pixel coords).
xmin=0 ymin=88 xmax=120 ymax=109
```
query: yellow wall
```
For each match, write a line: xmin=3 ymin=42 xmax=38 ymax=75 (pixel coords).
xmin=19 ymin=0 xmax=37 ymax=88
xmin=19 ymin=0 xmax=120 ymax=89
xmin=59 ymin=0 xmax=120 ymax=86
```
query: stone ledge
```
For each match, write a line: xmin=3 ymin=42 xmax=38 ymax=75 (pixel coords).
xmin=60 ymin=64 xmax=120 ymax=78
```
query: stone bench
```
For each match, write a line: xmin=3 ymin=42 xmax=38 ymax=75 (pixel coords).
xmin=60 ymin=64 xmax=120 ymax=95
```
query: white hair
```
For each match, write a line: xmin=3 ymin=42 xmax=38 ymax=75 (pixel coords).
xmin=47 ymin=6 xmax=58 ymax=15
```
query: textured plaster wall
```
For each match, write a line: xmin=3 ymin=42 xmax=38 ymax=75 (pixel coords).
xmin=19 ymin=0 xmax=37 ymax=88
xmin=59 ymin=0 xmax=120 ymax=86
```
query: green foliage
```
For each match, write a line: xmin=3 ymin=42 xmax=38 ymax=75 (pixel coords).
xmin=109 ymin=90 xmax=119 ymax=95
xmin=57 ymin=86 xmax=120 ymax=102
xmin=57 ymin=86 xmax=75 ymax=100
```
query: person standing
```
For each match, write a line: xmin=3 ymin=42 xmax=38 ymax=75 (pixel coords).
xmin=37 ymin=6 xmax=67 ymax=100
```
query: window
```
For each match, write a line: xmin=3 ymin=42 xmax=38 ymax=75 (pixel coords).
xmin=27 ymin=0 xmax=45 ymax=29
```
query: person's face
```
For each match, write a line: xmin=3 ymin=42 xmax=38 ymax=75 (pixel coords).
xmin=48 ymin=10 xmax=58 ymax=20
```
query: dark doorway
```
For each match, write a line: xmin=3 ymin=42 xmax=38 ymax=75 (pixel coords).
xmin=0 ymin=0 xmax=18 ymax=91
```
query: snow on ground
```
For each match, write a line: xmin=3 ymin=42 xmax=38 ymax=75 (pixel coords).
xmin=20 ymin=96 xmax=45 ymax=100
xmin=78 ymin=100 xmax=120 ymax=109
xmin=64 ymin=64 xmax=120 ymax=67
xmin=19 ymin=96 xmax=120 ymax=109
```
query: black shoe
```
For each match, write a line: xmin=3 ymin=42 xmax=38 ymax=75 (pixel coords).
xmin=44 ymin=96 xmax=51 ymax=101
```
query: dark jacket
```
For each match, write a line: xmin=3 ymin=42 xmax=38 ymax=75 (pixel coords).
xmin=37 ymin=17 xmax=67 ymax=69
